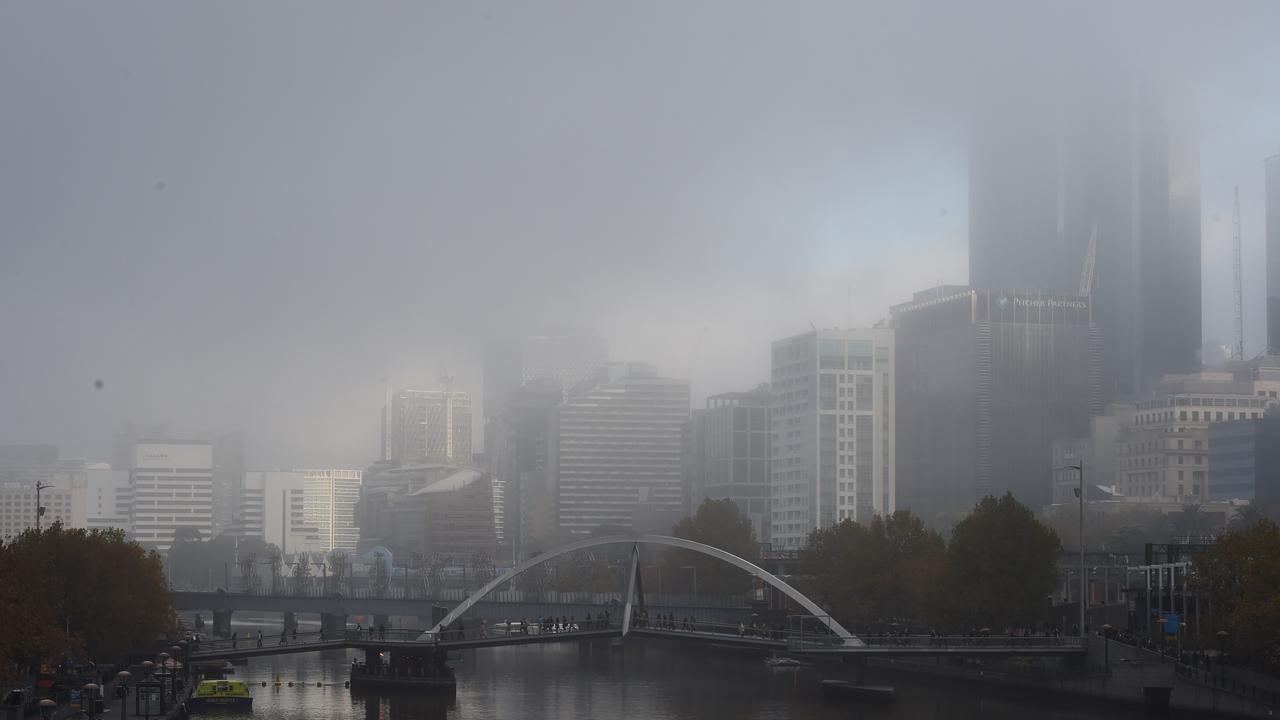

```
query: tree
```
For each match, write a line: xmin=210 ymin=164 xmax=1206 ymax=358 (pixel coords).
xmin=1192 ymin=520 xmax=1280 ymax=673
xmin=370 ymin=553 xmax=390 ymax=597
xmin=328 ymin=550 xmax=350 ymax=594
xmin=0 ymin=525 xmax=177 ymax=677
xmin=666 ymin=499 xmax=761 ymax=595
xmin=797 ymin=510 xmax=945 ymax=631
xmin=1229 ymin=502 xmax=1266 ymax=532
xmin=943 ymin=494 xmax=1061 ymax=630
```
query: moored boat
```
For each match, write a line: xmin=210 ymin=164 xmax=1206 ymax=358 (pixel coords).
xmin=189 ymin=680 xmax=253 ymax=712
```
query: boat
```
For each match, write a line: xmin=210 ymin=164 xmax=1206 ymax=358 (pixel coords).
xmin=764 ymin=656 xmax=804 ymax=668
xmin=189 ymin=679 xmax=253 ymax=712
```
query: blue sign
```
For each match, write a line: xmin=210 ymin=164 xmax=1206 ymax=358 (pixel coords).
xmin=1163 ymin=613 xmax=1181 ymax=634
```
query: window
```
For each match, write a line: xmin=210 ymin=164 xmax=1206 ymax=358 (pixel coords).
xmin=1180 ymin=411 xmax=1187 ymax=421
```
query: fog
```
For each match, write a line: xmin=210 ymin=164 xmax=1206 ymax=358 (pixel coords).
xmin=2 ymin=0 xmax=1278 ymax=468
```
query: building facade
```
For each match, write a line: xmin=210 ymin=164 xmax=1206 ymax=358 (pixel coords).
xmin=356 ymin=463 xmax=495 ymax=559
xmin=384 ymin=389 xmax=473 ymax=465
xmin=1050 ymin=405 xmax=1133 ymax=505
xmin=892 ymin=287 xmax=1100 ymax=524
xmin=685 ymin=386 xmax=771 ymax=544
xmin=301 ymin=468 xmax=362 ymax=553
xmin=769 ymin=329 xmax=895 ymax=549
xmin=240 ymin=471 xmax=322 ymax=554
xmin=1268 ymin=152 xmax=1280 ymax=353
xmin=1118 ymin=373 xmax=1273 ymax=502
xmin=130 ymin=442 xmax=213 ymax=551
xmin=551 ymin=364 xmax=689 ymax=536
xmin=84 ymin=467 xmax=132 ymax=533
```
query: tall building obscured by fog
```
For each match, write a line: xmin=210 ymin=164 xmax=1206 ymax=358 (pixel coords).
xmin=892 ymin=287 xmax=1100 ymax=523
xmin=483 ymin=331 xmax=607 ymax=559
xmin=130 ymin=441 xmax=213 ymax=551
xmin=383 ymin=389 xmax=473 ymax=465
xmin=769 ymin=329 xmax=895 ymax=549
xmin=211 ymin=432 xmax=244 ymax=535
xmin=1267 ymin=152 xmax=1280 ymax=353
xmin=969 ymin=70 xmax=1200 ymax=400
xmin=551 ymin=364 xmax=689 ymax=536
xmin=684 ymin=386 xmax=771 ymax=544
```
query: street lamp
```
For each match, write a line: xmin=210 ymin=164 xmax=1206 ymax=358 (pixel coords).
xmin=116 ymin=670 xmax=131 ymax=717
xmin=83 ymin=683 xmax=99 ymax=718
xmin=34 ymin=481 xmax=53 ymax=531
xmin=1060 ymin=463 xmax=1086 ymax=636
xmin=37 ymin=698 xmax=55 ymax=720
xmin=1101 ymin=624 xmax=1113 ymax=675
xmin=680 ymin=566 xmax=698 ymax=606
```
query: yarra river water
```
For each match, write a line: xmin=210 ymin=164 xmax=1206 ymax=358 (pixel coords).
xmin=210 ymin=616 xmax=1195 ymax=720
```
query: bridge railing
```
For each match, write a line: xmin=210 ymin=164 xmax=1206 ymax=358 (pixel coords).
xmin=853 ymin=634 xmax=1083 ymax=650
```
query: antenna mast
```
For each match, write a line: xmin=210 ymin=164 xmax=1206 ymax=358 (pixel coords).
xmin=1233 ymin=185 xmax=1244 ymax=360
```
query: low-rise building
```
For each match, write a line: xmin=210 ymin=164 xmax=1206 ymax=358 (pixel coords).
xmin=357 ymin=463 xmax=495 ymax=560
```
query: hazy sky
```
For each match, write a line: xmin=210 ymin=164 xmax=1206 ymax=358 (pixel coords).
xmin=2 ymin=1 xmax=1278 ymax=469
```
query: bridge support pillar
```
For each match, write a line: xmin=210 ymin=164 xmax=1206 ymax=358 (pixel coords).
xmin=283 ymin=611 xmax=297 ymax=635
xmin=364 ymin=648 xmax=382 ymax=672
xmin=212 ymin=610 xmax=233 ymax=638
xmin=321 ymin=613 xmax=347 ymax=635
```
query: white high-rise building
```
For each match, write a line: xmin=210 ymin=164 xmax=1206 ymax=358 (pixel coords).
xmin=240 ymin=471 xmax=322 ymax=555
xmin=301 ymin=468 xmax=362 ymax=553
xmin=131 ymin=442 xmax=213 ymax=551
xmin=84 ymin=467 xmax=132 ymax=534
xmin=769 ymin=328 xmax=895 ymax=549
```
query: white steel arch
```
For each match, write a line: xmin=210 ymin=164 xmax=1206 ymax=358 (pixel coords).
xmin=427 ymin=534 xmax=860 ymax=644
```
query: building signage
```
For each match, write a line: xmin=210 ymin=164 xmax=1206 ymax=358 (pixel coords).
xmin=996 ymin=295 xmax=1088 ymax=311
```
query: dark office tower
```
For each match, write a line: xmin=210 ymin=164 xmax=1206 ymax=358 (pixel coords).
xmin=684 ymin=386 xmax=771 ymax=544
xmin=1267 ymin=153 xmax=1280 ymax=353
xmin=969 ymin=62 xmax=1200 ymax=400
xmin=892 ymin=287 xmax=1101 ymax=523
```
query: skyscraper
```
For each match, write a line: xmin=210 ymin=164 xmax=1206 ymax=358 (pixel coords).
xmin=969 ymin=66 xmax=1200 ymax=400
xmin=302 ymin=468 xmax=363 ymax=553
xmin=384 ymin=389 xmax=473 ymax=465
xmin=769 ymin=329 xmax=896 ymax=549
xmin=1267 ymin=152 xmax=1280 ymax=353
xmin=551 ymin=364 xmax=689 ymax=536
xmin=892 ymin=287 xmax=1100 ymax=522
xmin=130 ymin=441 xmax=213 ymax=551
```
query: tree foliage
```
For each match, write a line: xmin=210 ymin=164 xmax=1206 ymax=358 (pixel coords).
xmin=1192 ymin=520 xmax=1280 ymax=673
xmin=943 ymin=494 xmax=1061 ymax=629
xmin=666 ymin=498 xmax=760 ymax=595
xmin=798 ymin=510 xmax=945 ymax=630
xmin=1 ymin=525 xmax=177 ymax=679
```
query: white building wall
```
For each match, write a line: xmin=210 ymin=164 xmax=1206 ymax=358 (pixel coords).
xmin=241 ymin=471 xmax=322 ymax=554
xmin=85 ymin=468 xmax=132 ymax=533
xmin=131 ymin=442 xmax=213 ymax=551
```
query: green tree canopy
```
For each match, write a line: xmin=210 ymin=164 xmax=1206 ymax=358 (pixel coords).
xmin=666 ymin=498 xmax=760 ymax=595
xmin=1 ymin=525 xmax=177 ymax=678
xmin=943 ymin=494 xmax=1061 ymax=629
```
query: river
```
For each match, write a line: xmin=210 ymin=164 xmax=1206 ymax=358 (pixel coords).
xmin=201 ymin=615 xmax=1195 ymax=719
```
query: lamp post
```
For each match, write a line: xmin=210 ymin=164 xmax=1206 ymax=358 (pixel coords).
xmin=116 ymin=670 xmax=131 ymax=717
xmin=680 ymin=565 xmax=698 ymax=606
xmin=34 ymin=481 xmax=53 ymax=531
xmin=1064 ymin=463 xmax=1085 ymax=636
xmin=82 ymin=683 xmax=98 ymax=719
xmin=37 ymin=698 xmax=55 ymax=720
xmin=1101 ymin=624 xmax=1113 ymax=675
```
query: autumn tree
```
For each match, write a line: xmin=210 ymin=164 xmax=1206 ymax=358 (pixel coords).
xmin=1 ymin=525 xmax=177 ymax=676
xmin=1192 ymin=520 xmax=1280 ymax=673
xmin=797 ymin=510 xmax=945 ymax=630
xmin=942 ymin=494 xmax=1061 ymax=630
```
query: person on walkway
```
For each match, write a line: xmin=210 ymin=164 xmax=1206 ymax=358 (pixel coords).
xmin=378 ymin=623 xmax=386 ymax=641
xmin=232 ymin=632 xmax=238 ymax=649
xmin=257 ymin=630 xmax=263 ymax=648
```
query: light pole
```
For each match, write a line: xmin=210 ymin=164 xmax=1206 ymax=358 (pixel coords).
xmin=1063 ymin=463 xmax=1086 ymax=636
xmin=680 ymin=566 xmax=698 ymax=606
xmin=1101 ymin=624 xmax=1112 ymax=675
xmin=37 ymin=698 xmax=55 ymax=720
xmin=34 ymin=480 xmax=52 ymax=531
xmin=1217 ymin=629 xmax=1229 ymax=680
xmin=82 ymin=683 xmax=98 ymax=718
xmin=116 ymin=670 xmax=131 ymax=717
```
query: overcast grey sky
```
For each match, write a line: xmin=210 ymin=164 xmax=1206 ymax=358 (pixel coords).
xmin=2 ymin=1 xmax=1278 ymax=468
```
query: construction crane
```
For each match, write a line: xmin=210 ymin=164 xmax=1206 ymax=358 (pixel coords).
xmin=1078 ymin=221 xmax=1098 ymax=297
xmin=1233 ymin=185 xmax=1244 ymax=361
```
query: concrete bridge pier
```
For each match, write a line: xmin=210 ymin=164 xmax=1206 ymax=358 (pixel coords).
xmin=321 ymin=613 xmax=347 ymax=635
xmin=843 ymin=655 xmax=867 ymax=684
xmin=284 ymin=611 xmax=297 ymax=635
xmin=213 ymin=610 xmax=233 ymax=638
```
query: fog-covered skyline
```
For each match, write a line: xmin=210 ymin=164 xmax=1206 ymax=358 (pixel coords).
xmin=3 ymin=1 xmax=1279 ymax=468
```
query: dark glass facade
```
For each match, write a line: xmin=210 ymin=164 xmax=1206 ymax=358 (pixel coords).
xmin=893 ymin=287 xmax=1101 ymax=523
xmin=684 ymin=387 xmax=771 ymax=543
